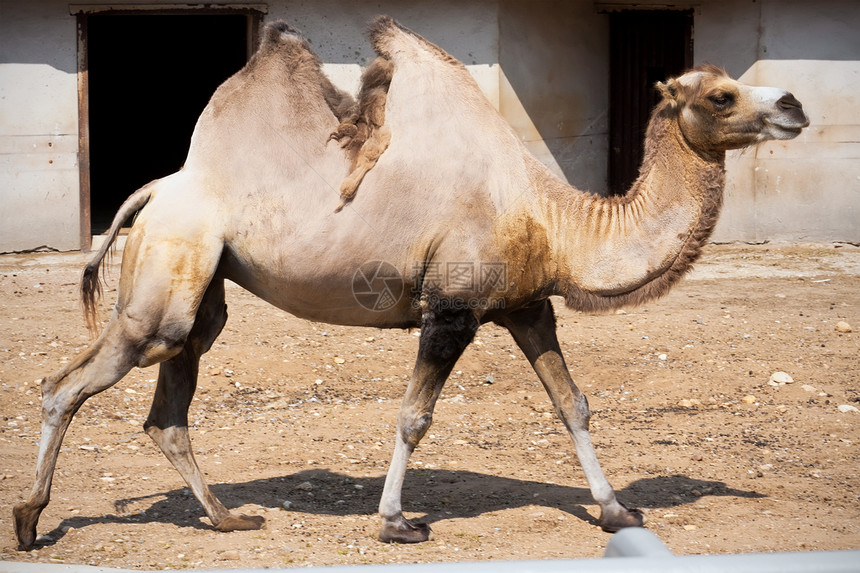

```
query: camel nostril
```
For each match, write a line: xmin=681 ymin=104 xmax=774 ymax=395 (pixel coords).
xmin=777 ymin=93 xmax=802 ymax=111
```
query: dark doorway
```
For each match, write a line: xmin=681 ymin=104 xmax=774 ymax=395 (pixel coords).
xmin=608 ymin=10 xmax=693 ymax=196
xmin=86 ymin=14 xmax=249 ymax=234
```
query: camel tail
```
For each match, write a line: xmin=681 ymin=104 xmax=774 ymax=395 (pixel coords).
xmin=82 ymin=184 xmax=153 ymax=336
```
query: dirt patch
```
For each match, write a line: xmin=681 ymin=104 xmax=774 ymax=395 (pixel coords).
xmin=1 ymin=243 xmax=858 ymax=568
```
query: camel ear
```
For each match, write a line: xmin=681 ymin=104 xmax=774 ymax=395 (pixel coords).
xmin=656 ymin=79 xmax=683 ymax=109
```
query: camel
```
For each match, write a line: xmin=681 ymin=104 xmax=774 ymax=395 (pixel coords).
xmin=13 ymin=17 xmax=808 ymax=549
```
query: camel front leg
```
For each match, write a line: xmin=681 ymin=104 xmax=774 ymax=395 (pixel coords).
xmin=498 ymin=300 xmax=644 ymax=532
xmin=378 ymin=307 xmax=479 ymax=543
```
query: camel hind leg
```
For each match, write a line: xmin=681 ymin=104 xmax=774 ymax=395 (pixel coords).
xmin=13 ymin=321 xmax=142 ymax=549
xmin=143 ymin=277 xmax=264 ymax=532
xmin=13 ymin=220 xmax=226 ymax=550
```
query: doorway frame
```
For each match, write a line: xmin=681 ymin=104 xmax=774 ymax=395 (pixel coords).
xmin=601 ymin=4 xmax=694 ymax=196
xmin=71 ymin=4 xmax=267 ymax=250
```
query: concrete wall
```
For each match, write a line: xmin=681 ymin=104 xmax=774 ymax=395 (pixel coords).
xmin=498 ymin=1 xmax=609 ymax=192
xmin=0 ymin=0 xmax=80 ymax=252
xmin=0 ymin=0 xmax=857 ymax=251
xmin=693 ymin=0 xmax=860 ymax=242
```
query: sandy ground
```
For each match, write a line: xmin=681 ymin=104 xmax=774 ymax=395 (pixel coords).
xmin=1 ymin=242 xmax=858 ymax=569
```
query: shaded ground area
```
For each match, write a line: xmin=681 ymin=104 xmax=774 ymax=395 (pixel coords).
xmin=1 ymin=242 xmax=858 ymax=568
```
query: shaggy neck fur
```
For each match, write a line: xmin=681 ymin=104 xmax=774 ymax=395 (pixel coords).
xmin=543 ymin=101 xmax=726 ymax=312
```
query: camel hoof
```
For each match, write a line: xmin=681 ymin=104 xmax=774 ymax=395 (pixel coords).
xmin=598 ymin=501 xmax=645 ymax=533
xmin=215 ymin=514 xmax=266 ymax=532
xmin=13 ymin=503 xmax=41 ymax=551
xmin=379 ymin=516 xmax=432 ymax=544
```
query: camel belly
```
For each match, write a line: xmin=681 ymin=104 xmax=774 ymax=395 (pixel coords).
xmin=218 ymin=248 xmax=421 ymax=329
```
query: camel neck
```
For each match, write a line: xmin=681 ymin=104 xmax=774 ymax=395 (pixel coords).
xmin=539 ymin=108 xmax=726 ymax=312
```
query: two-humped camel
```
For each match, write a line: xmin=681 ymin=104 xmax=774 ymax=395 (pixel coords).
xmin=14 ymin=17 xmax=808 ymax=549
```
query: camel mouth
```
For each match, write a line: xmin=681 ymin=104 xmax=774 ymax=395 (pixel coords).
xmin=763 ymin=118 xmax=808 ymax=140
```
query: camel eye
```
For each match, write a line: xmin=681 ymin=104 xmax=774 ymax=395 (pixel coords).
xmin=709 ymin=93 xmax=734 ymax=110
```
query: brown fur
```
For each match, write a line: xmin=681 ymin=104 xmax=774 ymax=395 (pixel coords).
xmin=331 ymin=56 xmax=394 ymax=210
xmin=256 ymin=20 xmax=354 ymax=121
xmin=368 ymin=15 xmax=464 ymax=69
xmin=562 ymin=91 xmax=725 ymax=313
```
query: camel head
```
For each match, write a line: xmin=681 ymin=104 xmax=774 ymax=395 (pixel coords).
xmin=656 ymin=64 xmax=809 ymax=156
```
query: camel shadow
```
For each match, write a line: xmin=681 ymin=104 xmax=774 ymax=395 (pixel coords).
xmin=34 ymin=469 xmax=764 ymax=548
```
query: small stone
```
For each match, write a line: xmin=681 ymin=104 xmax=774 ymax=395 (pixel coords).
xmin=658 ymin=354 xmax=668 ymax=361
xmin=453 ymin=439 xmax=468 ymax=446
xmin=691 ymin=452 xmax=703 ymax=461
xmin=281 ymin=500 xmax=293 ymax=509
xmin=775 ymin=405 xmax=788 ymax=413
xmin=769 ymin=371 xmax=794 ymax=385
xmin=800 ymin=384 xmax=818 ymax=393
xmin=835 ymin=321 xmax=853 ymax=333
xmin=294 ymin=481 xmax=314 ymax=491
xmin=679 ymin=399 xmax=693 ymax=408
xmin=837 ymin=404 xmax=859 ymax=414
xmin=222 ymin=550 xmax=240 ymax=560
xmin=682 ymin=524 xmax=697 ymax=531
xmin=741 ymin=395 xmax=756 ymax=404
xmin=333 ymin=357 xmax=346 ymax=364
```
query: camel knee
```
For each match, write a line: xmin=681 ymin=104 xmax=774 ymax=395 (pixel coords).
xmin=559 ymin=391 xmax=591 ymax=432
xmin=398 ymin=410 xmax=433 ymax=447
xmin=144 ymin=424 xmax=190 ymax=456
xmin=576 ymin=392 xmax=592 ymax=428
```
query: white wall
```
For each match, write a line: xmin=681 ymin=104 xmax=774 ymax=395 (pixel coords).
xmin=695 ymin=0 xmax=860 ymax=242
xmin=0 ymin=0 xmax=80 ymax=252
xmin=498 ymin=1 xmax=609 ymax=191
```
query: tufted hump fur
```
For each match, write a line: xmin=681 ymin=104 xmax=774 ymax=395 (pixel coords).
xmin=368 ymin=15 xmax=465 ymax=69
xmin=255 ymin=20 xmax=354 ymax=121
